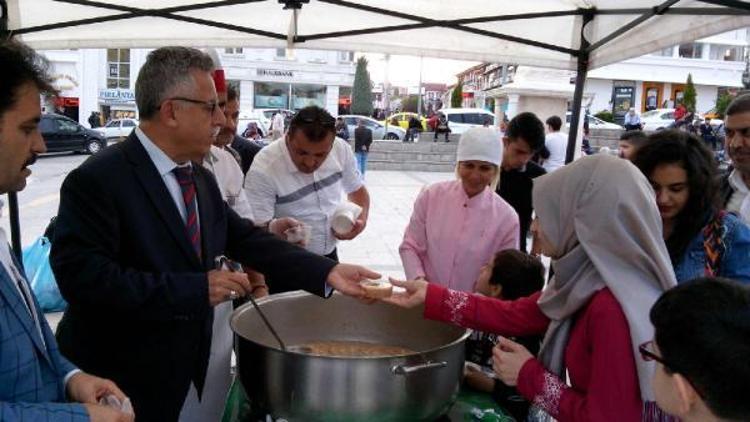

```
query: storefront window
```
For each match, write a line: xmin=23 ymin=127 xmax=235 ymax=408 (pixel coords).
xmin=254 ymin=82 xmax=290 ymax=109
xmin=107 ymin=49 xmax=130 ymax=89
xmin=292 ymin=84 xmax=326 ymax=110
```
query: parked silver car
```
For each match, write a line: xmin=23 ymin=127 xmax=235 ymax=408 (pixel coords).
xmin=340 ymin=115 xmax=405 ymax=140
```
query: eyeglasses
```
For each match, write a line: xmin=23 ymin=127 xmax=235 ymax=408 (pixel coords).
xmin=639 ymin=340 xmax=706 ymax=398
xmin=639 ymin=340 xmax=669 ymax=367
xmin=164 ymin=97 xmax=220 ymax=115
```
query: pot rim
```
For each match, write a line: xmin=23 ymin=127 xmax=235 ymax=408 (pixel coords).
xmin=230 ymin=290 xmax=472 ymax=360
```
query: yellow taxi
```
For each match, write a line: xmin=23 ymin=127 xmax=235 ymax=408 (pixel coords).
xmin=382 ymin=112 xmax=428 ymax=131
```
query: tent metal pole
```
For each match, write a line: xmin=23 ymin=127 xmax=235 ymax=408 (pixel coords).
xmin=586 ymin=0 xmax=681 ymax=54
xmin=697 ymin=0 xmax=750 ymax=12
xmin=566 ymin=11 xmax=594 ymax=164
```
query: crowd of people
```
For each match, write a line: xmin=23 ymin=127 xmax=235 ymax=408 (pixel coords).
xmin=1 ymin=37 xmax=749 ymax=422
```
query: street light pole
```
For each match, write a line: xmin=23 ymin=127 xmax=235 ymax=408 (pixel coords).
xmin=416 ymin=56 xmax=423 ymax=115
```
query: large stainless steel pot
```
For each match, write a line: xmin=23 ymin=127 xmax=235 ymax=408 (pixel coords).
xmin=230 ymin=291 xmax=471 ymax=421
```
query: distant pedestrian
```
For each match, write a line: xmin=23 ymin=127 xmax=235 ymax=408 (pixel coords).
xmin=623 ymin=108 xmax=642 ymax=131
xmin=335 ymin=116 xmax=350 ymax=141
xmin=542 ymin=115 xmax=566 ymax=172
xmin=354 ymin=119 xmax=373 ymax=177
xmin=271 ymin=111 xmax=285 ymax=140
xmin=405 ymin=115 xmax=421 ymax=143
xmin=434 ymin=113 xmax=450 ymax=142
xmin=88 ymin=110 xmax=100 ymax=128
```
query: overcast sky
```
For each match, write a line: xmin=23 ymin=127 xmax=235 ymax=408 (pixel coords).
xmin=359 ymin=53 xmax=478 ymax=87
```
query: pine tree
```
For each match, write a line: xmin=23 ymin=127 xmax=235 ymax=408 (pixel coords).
xmin=351 ymin=57 xmax=374 ymax=116
xmin=451 ymin=82 xmax=463 ymax=108
xmin=683 ymin=73 xmax=697 ymax=113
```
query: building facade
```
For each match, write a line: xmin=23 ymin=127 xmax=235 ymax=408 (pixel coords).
xmin=586 ymin=29 xmax=748 ymax=123
xmin=40 ymin=47 xmax=355 ymax=127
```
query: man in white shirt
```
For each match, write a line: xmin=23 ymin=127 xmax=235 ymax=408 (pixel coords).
xmin=721 ymin=94 xmax=750 ymax=224
xmin=244 ymin=106 xmax=370 ymax=282
xmin=542 ymin=115 xmax=567 ymax=172
xmin=0 ymin=39 xmax=131 ymax=422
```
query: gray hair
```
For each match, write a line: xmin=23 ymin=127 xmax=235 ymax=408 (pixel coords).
xmin=135 ymin=47 xmax=214 ymax=120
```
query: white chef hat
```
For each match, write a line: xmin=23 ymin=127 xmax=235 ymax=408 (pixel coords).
xmin=456 ymin=127 xmax=503 ymax=166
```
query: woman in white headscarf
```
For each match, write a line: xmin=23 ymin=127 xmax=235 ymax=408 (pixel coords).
xmin=387 ymin=154 xmax=677 ymax=421
xmin=399 ymin=127 xmax=519 ymax=293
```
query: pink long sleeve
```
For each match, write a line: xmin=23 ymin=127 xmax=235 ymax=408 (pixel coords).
xmin=423 ymin=283 xmax=549 ymax=337
xmin=399 ymin=188 xmax=429 ymax=280
xmin=516 ymin=289 xmax=643 ymax=422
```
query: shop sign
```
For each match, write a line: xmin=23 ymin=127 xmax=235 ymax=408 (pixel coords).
xmin=257 ymin=68 xmax=294 ymax=78
xmin=99 ymin=88 xmax=136 ymax=103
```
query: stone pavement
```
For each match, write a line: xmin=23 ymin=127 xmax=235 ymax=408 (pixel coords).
xmin=337 ymin=170 xmax=454 ymax=278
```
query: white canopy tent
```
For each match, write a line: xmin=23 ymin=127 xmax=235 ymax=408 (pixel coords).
xmin=3 ymin=0 xmax=750 ymax=255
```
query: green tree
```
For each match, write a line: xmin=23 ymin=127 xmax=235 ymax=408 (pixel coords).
xmin=351 ymin=56 xmax=374 ymax=116
xmin=683 ymin=73 xmax=697 ymax=112
xmin=401 ymin=95 xmax=421 ymax=113
xmin=716 ymin=92 xmax=734 ymax=118
xmin=451 ymin=82 xmax=463 ymax=108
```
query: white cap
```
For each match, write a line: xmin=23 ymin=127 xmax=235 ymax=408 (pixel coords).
xmin=456 ymin=127 xmax=503 ymax=166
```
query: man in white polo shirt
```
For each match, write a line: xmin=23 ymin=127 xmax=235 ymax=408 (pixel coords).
xmin=245 ymin=106 xmax=370 ymax=289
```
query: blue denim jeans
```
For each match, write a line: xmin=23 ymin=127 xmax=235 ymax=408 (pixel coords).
xmin=355 ymin=151 xmax=368 ymax=177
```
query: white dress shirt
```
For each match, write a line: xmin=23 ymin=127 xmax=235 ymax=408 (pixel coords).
xmin=727 ymin=169 xmax=750 ymax=224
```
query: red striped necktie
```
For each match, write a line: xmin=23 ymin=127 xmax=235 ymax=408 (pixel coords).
xmin=173 ymin=165 xmax=202 ymax=260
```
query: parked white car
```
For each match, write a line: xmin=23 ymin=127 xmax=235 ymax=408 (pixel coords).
xmin=94 ymin=119 xmax=138 ymax=141
xmin=641 ymin=108 xmax=676 ymax=132
xmin=438 ymin=108 xmax=495 ymax=135
xmin=565 ymin=112 xmax=623 ymax=130
xmin=341 ymin=115 xmax=406 ymax=140
xmin=95 ymin=118 xmax=138 ymax=140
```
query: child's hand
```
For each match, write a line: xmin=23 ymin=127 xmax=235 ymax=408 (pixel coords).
xmin=381 ymin=278 xmax=428 ymax=308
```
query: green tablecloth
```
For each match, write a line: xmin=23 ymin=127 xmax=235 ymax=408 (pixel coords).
xmin=222 ymin=380 xmax=515 ymax=422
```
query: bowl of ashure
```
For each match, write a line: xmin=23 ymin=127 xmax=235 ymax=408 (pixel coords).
xmin=231 ymin=290 xmax=470 ymax=421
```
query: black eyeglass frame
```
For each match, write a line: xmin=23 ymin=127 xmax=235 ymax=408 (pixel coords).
xmin=639 ymin=340 xmax=706 ymax=399
xmin=161 ymin=96 xmax=220 ymax=115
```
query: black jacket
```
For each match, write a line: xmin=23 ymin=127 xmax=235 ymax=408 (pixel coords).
xmin=231 ymin=134 xmax=263 ymax=175
xmin=497 ymin=161 xmax=547 ymax=251
xmin=354 ymin=126 xmax=373 ymax=153
xmin=51 ymin=133 xmax=336 ymax=422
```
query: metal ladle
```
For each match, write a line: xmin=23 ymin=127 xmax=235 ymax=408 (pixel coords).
xmin=216 ymin=256 xmax=287 ymax=351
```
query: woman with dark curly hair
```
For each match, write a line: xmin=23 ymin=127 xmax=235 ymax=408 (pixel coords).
xmin=633 ymin=130 xmax=750 ymax=283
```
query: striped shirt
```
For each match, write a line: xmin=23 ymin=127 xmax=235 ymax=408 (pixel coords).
xmin=244 ymin=137 xmax=363 ymax=255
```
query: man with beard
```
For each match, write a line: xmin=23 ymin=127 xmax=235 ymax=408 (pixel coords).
xmin=0 ymin=39 xmax=132 ymax=422
xmin=225 ymin=85 xmax=262 ymax=176
xmin=720 ymin=95 xmax=750 ymax=225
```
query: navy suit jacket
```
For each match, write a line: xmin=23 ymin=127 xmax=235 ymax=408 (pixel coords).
xmin=0 ymin=255 xmax=88 ymax=421
xmin=50 ymin=133 xmax=337 ymax=422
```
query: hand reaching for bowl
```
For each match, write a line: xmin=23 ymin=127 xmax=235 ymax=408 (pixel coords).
xmin=382 ymin=278 xmax=428 ymax=308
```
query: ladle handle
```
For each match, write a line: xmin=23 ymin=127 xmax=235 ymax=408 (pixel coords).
xmin=392 ymin=361 xmax=447 ymax=375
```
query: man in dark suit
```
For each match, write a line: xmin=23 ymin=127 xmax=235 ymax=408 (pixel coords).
xmin=50 ymin=47 xmax=379 ymax=422
xmin=0 ymin=39 xmax=132 ymax=422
